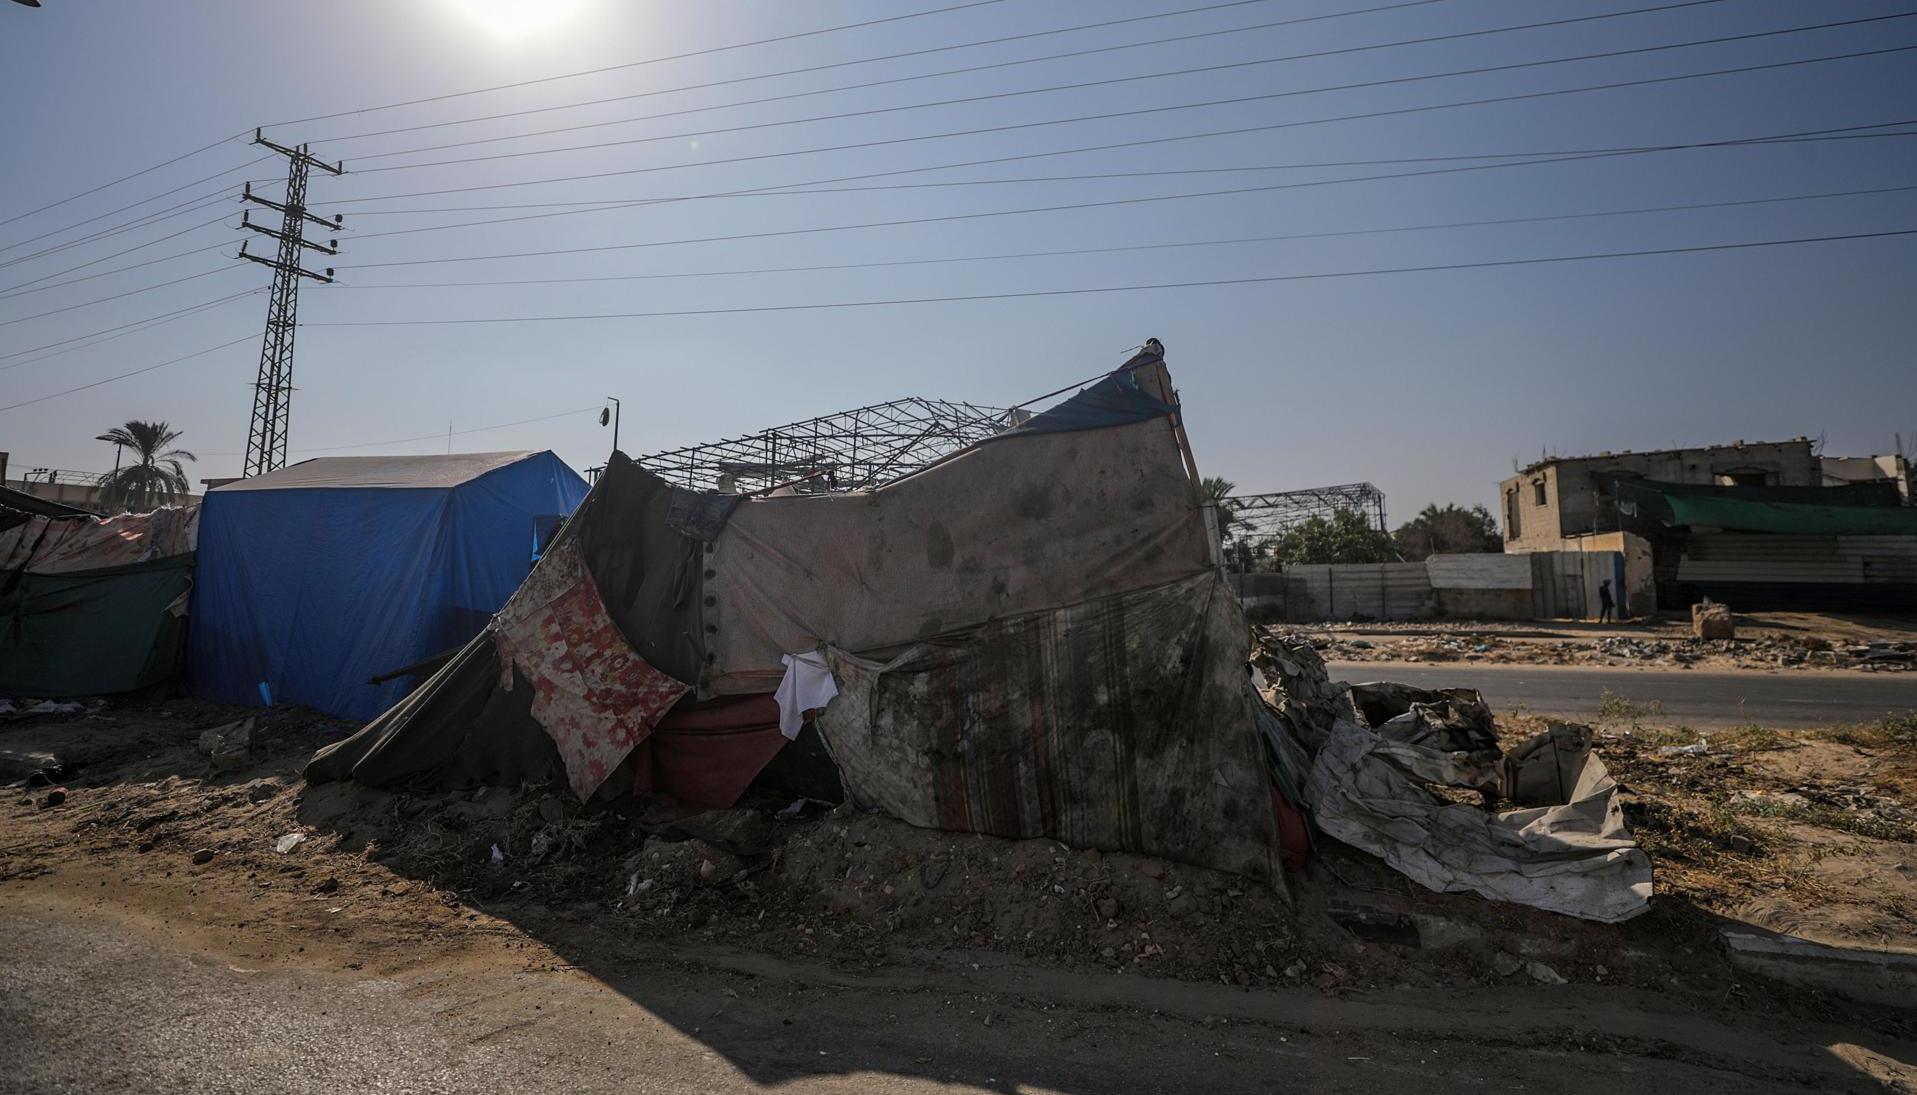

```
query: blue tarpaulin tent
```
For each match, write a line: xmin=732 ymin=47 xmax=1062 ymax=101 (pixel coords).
xmin=190 ymin=451 xmax=589 ymax=719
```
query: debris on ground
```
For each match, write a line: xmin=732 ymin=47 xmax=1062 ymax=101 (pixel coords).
xmin=197 ymin=717 xmax=256 ymax=772
xmin=3 ymin=690 xmax=1914 ymax=1021
xmin=1692 ymin=602 xmax=1736 ymax=641
xmin=1266 ymin=647 xmax=1652 ymax=923
xmin=1306 ymin=619 xmax=1916 ymax=673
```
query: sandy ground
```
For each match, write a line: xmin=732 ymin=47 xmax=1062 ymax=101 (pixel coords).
xmin=3 ymin=692 xmax=1916 ymax=1091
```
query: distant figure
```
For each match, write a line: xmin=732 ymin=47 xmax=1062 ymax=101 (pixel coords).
xmin=1598 ymin=579 xmax=1615 ymax=624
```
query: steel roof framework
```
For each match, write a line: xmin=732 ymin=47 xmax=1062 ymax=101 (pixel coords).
xmin=1224 ymin=482 xmax=1388 ymax=542
xmin=639 ymin=396 xmax=1016 ymax=494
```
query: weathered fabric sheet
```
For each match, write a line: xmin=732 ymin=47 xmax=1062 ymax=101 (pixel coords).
xmin=494 ymin=536 xmax=688 ymax=800
xmin=813 ymin=572 xmax=1280 ymax=882
xmin=0 ymin=506 xmax=197 ymax=576
xmin=1306 ymin=715 xmax=1652 ymax=923
xmin=0 ymin=554 xmax=195 ymax=697
xmin=704 ymin=416 xmax=1209 ymax=694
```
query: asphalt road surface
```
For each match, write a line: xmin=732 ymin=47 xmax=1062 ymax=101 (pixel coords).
xmin=1327 ymin=662 xmax=1917 ymax=728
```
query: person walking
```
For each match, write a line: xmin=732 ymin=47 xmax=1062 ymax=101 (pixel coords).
xmin=1597 ymin=579 xmax=1615 ymax=624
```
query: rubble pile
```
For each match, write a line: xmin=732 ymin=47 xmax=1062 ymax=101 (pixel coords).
xmin=1316 ymin=629 xmax=1915 ymax=671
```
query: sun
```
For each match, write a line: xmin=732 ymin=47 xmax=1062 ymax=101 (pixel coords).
xmin=441 ymin=0 xmax=593 ymax=41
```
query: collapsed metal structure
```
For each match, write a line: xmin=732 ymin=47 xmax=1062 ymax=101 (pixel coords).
xmin=639 ymin=397 xmax=1017 ymax=494
xmin=1225 ymin=482 xmax=1389 ymax=540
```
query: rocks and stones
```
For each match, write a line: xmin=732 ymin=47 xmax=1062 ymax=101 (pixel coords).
xmin=38 ymin=787 xmax=67 ymax=809
xmin=1691 ymin=603 xmax=1735 ymax=641
xmin=1526 ymin=960 xmax=1568 ymax=985
xmin=191 ymin=848 xmax=215 ymax=865
xmin=197 ymin=717 xmax=257 ymax=772
xmin=245 ymin=780 xmax=278 ymax=804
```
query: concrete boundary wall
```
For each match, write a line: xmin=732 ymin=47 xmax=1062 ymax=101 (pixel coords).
xmin=1232 ymin=550 xmax=1625 ymax=622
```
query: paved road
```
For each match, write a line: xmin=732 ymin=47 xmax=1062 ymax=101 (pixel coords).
xmin=1327 ymin=662 xmax=1917 ymax=728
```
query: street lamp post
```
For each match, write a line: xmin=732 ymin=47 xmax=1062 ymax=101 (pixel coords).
xmin=600 ymin=397 xmax=622 ymax=456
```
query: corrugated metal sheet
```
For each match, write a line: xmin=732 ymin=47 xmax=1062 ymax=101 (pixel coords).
xmin=1679 ymin=534 xmax=1917 ymax=584
xmin=1669 ymin=532 xmax=1917 ymax=611
xmin=1427 ymin=553 xmax=1531 ymax=590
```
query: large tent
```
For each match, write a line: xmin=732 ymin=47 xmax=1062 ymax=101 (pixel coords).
xmin=191 ymin=451 xmax=589 ymax=720
xmin=310 ymin=347 xmax=1283 ymax=881
xmin=1 ymin=492 xmax=198 ymax=697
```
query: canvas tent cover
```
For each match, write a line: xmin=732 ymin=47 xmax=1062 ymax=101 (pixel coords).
xmin=191 ymin=451 xmax=588 ymax=720
xmin=0 ymin=505 xmax=198 ymax=697
xmin=311 ymin=349 xmax=1283 ymax=881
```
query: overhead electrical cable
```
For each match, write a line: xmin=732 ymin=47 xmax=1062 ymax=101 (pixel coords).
xmin=0 ymin=191 xmax=236 ymax=272
xmin=0 ymin=134 xmax=247 ymax=231
xmin=268 ymin=0 xmax=1025 ymax=128
xmin=306 ymin=228 xmax=1917 ymax=328
xmin=0 ymin=265 xmax=242 ymax=327
xmin=0 ymin=212 xmax=239 ymax=296
xmin=0 ymin=155 xmax=271 ymax=256
xmin=0 ymin=333 xmax=257 ymax=414
xmin=0 ymin=287 xmax=263 ymax=366
xmin=347 ymin=11 xmax=1917 ymax=176
xmin=308 ymin=43 xmax=1917 ymax=207
xmin=0 ymin=239 xmax=237 ymax=302
xmin=341 ymin=123 xmax=1917 ymax=267
xmin=346 ymin=0 xmax=1735 ymax=167
xmin=202 ymin=406 xmax=605 ymax=457
xmin=333 ymin=183 xmax=1917 ymax=291
xmin=339 ymin=125 xmax=1917 ymax=243
xmin=302 ymin=0 xmax=1437 ymax=145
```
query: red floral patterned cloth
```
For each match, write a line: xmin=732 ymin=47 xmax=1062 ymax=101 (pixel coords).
xmin=493 ymin=538 xmax=688 ymax=799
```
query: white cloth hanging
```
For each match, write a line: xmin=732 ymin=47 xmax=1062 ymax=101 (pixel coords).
xmin=774 ymin=650 xmax=839 ymax=740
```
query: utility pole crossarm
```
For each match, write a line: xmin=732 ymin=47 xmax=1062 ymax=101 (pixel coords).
xmin=241 ymin=183 xmax=343 ymax=233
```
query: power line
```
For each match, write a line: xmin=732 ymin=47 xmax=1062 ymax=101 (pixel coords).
xmin=0 ymin=291 xmax=260 ymax=377
xmin=269 ymin=0 xmax=1024 ymax=129
xmin=303 ymin=227 xmax=1917 ymax=328
xmin=0 ymin=211 xmax=236 ymax=296
xmin=204 ymin=405 xmax=604 ymax=457
xmin=0 ymin=134 xmax=246 ymax=231
xmin=304 ymin=0 xmax=1430 ymax=146
xmin=349 ymin=0 xmax=1733 ymax=169
xmin=342 ymin=123 xmax=1917 ymax=269
xmin=339 ymin=125 xmax=1917 ymax=244
xmin=0 ymin=239 xmax=235 ymax=302
xmin=349 ymin=11 xmax=1917 ymax=177
xmin=309 ymin=42 xmax=1917 ymax=208
xmin=0 ymin=156 xmax=272 ymax=257
xmin=0 ymin=333 xmax=257 ymax=414
xmin=332 ymin=183 xmax=1917 ymax=291
xmin=0 ymin=190 xmax=234 ymax=272
xmin=0 ymin=287 xmax=262 ymax=367
xmin=0 ymin=264 xmax=242 ymax=327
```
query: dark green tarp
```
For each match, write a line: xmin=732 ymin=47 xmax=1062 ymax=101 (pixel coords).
xmin=1615 ymin=478 xmax=1917 ymax=535
xmin=0 ymin=553 xmax=194 ymax=697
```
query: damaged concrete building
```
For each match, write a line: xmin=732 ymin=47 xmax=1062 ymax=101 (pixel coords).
xmin=1499 ymin=438 xmax=1917 ymax=613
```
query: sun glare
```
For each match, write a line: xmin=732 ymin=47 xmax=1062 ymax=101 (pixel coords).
xmin=442 ymin=0 xmax=593 ymax=41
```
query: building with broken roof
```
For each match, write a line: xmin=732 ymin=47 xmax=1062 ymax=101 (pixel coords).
xmin=1498 ymin=438 xmax=1917 ymax=614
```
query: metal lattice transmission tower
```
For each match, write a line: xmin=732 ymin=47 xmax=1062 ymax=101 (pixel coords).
xmin=640 ymin=397 xmax=1017 ymax=494
xmin=1224 ymin=482 xmax=1389 ymax=542
xmin=237 ymin=130 xmax=342 ymax=477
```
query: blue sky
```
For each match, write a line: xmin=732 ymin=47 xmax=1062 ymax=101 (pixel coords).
xmin=2 ymin=0 xmax=1913 ymax=520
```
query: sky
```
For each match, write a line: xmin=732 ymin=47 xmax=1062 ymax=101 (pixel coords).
xmin=1 ymin=0 xmax=1913 ymax=522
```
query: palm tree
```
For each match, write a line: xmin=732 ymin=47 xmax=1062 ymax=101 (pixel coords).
xmin=96 ymin=420 xmax=195 ymax=513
